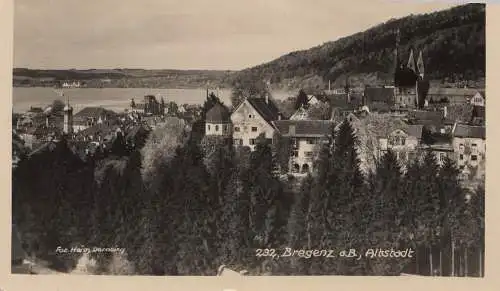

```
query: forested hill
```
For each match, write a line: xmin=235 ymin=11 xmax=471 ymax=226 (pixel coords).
xmin=233 ymin=3 xmax=485 ymax=91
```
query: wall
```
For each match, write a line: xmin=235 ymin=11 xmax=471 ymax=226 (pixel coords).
xmin=230 ymin=101 xmax=276 ymax=150
xmin=205 ymin=122 xmax=231 ymax=136
xmin=453 ymin=137 xmax=486 ymax=181
xmin=289 ymin=137 xmax=322 ymax=174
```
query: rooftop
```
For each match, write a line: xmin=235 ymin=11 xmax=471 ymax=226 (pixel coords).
xmin=452 ymin=123 xmax=485 ymax=139
xmin=206 ymin=103 xmax=231 ymax=123
xmin=273 ymin=120 xmax=334 ymax=137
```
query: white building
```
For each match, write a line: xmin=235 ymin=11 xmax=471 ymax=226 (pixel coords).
xmin=230 ymin=96 xmax=282 ymax=150
xmin=273 ymin=120 xmax=333 ymax=175
xmin=205 ymin=103 xmax=232 ymax=137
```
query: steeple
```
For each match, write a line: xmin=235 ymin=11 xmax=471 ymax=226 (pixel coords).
xmin=407 ymin=49 xmax=416 ymax=73
xmin=63 ymin=92 xmax=73 ymax=135
xmin=417 ymin=50 xmax=425 ymax=79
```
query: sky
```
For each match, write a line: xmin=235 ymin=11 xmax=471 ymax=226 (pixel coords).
xmin=14 ymin=0 xmax=463 ymax=70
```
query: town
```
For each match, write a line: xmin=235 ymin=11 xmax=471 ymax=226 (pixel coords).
xmin=11 ymin=2 xmax=485 ymax=279
xmin=13 ymin=48 xmax=485 ymax=190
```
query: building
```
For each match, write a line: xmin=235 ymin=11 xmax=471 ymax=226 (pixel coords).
xmin=426 ymin=87 xmax=479 ymax=105
xmin=130 ymin=95 xmax=165 ymax=116
xmin=73 ymin=107 xmax=117 ymax=132
xmin=378 ymin=124 xmax=424 ymax=163
xmin=273 ymin=120 xmax=333 ymax=175
xmin=470 ymin=91 xmax=485 ymax=107
xmin=205 ymin=103 xmax=232 ymax=137
xmin=230 ymin=96 xmax=282 ymax=150
xmin=363 ymin=87 xmax=395 ymax=110
xmin=451 ymin=123 xmax=486 ymax=182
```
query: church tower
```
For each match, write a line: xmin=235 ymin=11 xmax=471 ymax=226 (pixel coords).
xmin=63 ymin=94 xmax=73 ymax=135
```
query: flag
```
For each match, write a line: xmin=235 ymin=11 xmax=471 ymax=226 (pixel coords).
xmin=407 ymin=49 xmax=416 ymax=73
xmin=417 ymin=50 xmax=425 ymax=77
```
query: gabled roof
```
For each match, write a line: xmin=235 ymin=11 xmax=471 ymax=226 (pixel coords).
xmin=289 ymin=107 xmax=310 ymax=121
xmin=364 ymin=87 xmax=395 ymax=104
xmin=74 ymin=107 xmax=117 ymax=119
xmin=245 ymin=97 xmax=281 ymax=123
xmin=427 ymin=87 xmax=478 ymax=96
xmin=452 ymin=124 xmax=485 ymax=139
xmin=273 ymin=120 xmax=334 ymax=137
xmin=77 ymin=123 xmax=121 ymax=137
xmin=206 ymin=103 xmax=231 ymax=123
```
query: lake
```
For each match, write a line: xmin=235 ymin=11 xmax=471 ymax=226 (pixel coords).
xmin=12 ymin=87 xmax=293 ymax=114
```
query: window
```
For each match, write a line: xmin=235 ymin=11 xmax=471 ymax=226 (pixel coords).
xmin=248 ymin=114 xmax=253 ymax=118
xmin=234 ymin=126 xmax=240 ymax=132
xmin=459 ymin=154 xmax=464 ymax=160
xmin=306 ymin=138 xmax=316 ymax=145
xmin=471 ymin=155 xmax=478 ymax=161
xmin=207 ymin=125 xmax=211 ymax=130
xmin=439 ymin=152 xmax=446 ymax=162
xmin=304 ymin=151 xmax=314 ymax=158
xmin=401 ymin=138 xmax=406 ymax=145
xmin=249 ymin=139 xmax=256 ymax=145
xmin=291 ymin=150 xmax=299 ymax=157
xmin=215 ymin=125 xmax=219 ymax=131
xmin=233 ymin=139 xmax=243 ymax=146
xmin=223 ymin=125 xmax=228 ymax=131
xmin=251 ymin=127 xmax=258 ymax=132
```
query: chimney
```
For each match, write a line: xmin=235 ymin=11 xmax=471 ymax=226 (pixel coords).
xmin=265 ymin=94 xmax=269 ymax=104
xmin=443 ymin=106 xmax=447 ymax=118
xmin=278 ymin=113 xmax=282 ymax=120
xmin=328 ymin=80 xmax=331 ymax=91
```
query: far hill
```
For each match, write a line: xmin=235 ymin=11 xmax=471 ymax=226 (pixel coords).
xmin=13 ymin=68 xmax=235 ymax=89
xmin=233 ymin=3 xmax=485 ymax=91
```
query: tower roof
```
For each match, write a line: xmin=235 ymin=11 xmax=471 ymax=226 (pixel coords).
xmin=206 ymin=103 xmax=230 ymax=123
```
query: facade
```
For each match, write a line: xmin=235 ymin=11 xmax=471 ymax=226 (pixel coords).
xmin=273 ymin=120 xmax=333 ymax=175
xmin=73 ymin=107 xmax=117 ymax=132
xmin=451 ymin=123 xmax=486 ymax=181
xmin=205 ymin=103 xmax=232 ymax=137
xmin=230 ymin=97 xmax=281 ymax=150
xmin=470 ymin=91 xmax=485 ymax=107
xmin=131 ymin=95 xmax=165 ymax=116
xmin=378 ymin=124 xmax=423 ymax=164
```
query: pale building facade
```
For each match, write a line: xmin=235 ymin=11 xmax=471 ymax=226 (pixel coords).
xmin=230 ymin=97 xmax=281 ymax=150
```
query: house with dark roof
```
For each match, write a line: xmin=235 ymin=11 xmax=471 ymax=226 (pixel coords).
xmin=427 ymin=87 xmax=479 ymax=105
xmin=206 ymin=103 xmax=231 ymax=137
xmin=273 ymin=120 xmax=333 ymax=174
xmin=363 ymin=87 xmax=395 ymax=110
xmin=230 ymin=96 xmax=283 ymax=150
xmin=452 ymin=123 xmax=485 ymax=181
xmin=73 ymin=107 xmax=118 ymax=132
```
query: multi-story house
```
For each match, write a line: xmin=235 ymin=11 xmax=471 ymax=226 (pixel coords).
xmin=230 ymin=96 xmax=282 ymax=150
xmin=378 ymin=124 xmax=423 ymax=164
xmin=451 ymin=123 xmax=486 ymax=182
xmin=273 ymin=120 xmax=333 ymax=175
xmin=205 ymin=103 xmax=232 ymax=137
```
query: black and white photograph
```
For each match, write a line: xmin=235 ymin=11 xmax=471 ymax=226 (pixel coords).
xmin=11 ymin=0 xmax=485 ymax=277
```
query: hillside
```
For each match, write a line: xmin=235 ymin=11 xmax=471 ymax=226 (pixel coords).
xmin=13 ymin=4 xmax=485 ymax=91
xmin=233 ymin=3 xmax=485 ymax=91
xmin=13 ymin=68 xmax=235 ymax=89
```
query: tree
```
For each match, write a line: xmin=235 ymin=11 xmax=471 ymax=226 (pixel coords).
xmin=51 ymin=99 xmax=65 ymax=113
xmin=364 ymin=150 xmax=409 ymax=275
xmin=294 ymin=89 xmax=309 ymax=110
